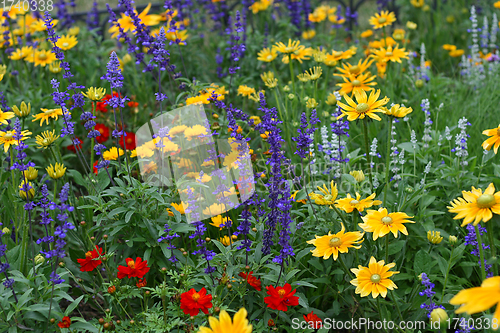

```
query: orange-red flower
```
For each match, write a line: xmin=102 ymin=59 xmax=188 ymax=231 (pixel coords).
xmin=264 ymin=283 xmax=299 ymax=311
xmin=303 ymin=311 xmax=322 ymax=329
xmin=136 ymin=278 xmax=147 ymax=288
xmin=128 ymin=101 xmax=139 ymax=108
xmin=117 ymin=257 xmax=150 ymax=279
xmin=76 ymin=245 xmax=104 ymax=272
xmin=95 ymin=123 xmax=110 ymax=144
xmin=238 ymin=271 xmax=262 ymax=291
xmin=58 ymin=316 xmax=71 ymax=328
xmin=180 ymin=287 xmax=213 ymax=316
xmin=119 ymin=131 xmax=137 ymax=150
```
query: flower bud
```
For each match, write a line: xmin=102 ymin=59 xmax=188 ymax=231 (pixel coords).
xmin=59 ymin=261 xmax=65 ymax=268
xmin=448 ymin=235 xmax=457 ymax=246
xmin=405 ymin=186 xmax=414 ymax=194
xmin=34 ymin=254 xmax=45 ymax=265
xmin=427 ymin=230 xmax=443 ymax=244
xmin=287 ymin=93 xmax=295 ymax=100
xmin=415 ymin=79 xmax=424 ymax=88
xmin=283 ymin=85 xmax=290 ymax=92
xmin=349 ymin=170 xmax=365 ymax=183
xmin=108 ymin=286 xmax=116 ymax=294
xmin=24 ymin=167 xmax=38 ymax=181
xmin=12 ymin=101 xmax=31 ymax=117
xmin=268 ymin=319 xmax=275 ymax=327
xmin=430 ymin=308 xmax=448 ymax=328
xmin=252 ymin=227 xmax=257 ymax=232
xmin=2 ymin=227 xmax=11 ymax=236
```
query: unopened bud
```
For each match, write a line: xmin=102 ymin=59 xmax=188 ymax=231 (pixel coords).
xmin=448 ymin=235 xmax=457 ymax=246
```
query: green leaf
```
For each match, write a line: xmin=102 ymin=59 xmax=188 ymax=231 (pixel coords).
xmin=65 ymin=295 xmax=84 ymax=316
xmin=414 ymin=249 xmax=434 ymax=275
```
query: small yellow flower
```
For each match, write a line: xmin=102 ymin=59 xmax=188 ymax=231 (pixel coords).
xmin=449 ymin=235 xmax=458 ymax=245
xmin=305 ymin=66 xmax=322 ymax=81
xmin=383 ymin=104 xmax=413 ymax=118
xmin=237 ymin=85 xmax=256 ymax=97
xmin=0 ymin=129 xmax=31 ymax=152
xmin=446 ymin=15 xmax=455 ymax=23
xmin=335 ymin=193 xmax=382 ymax=213
xmin=103 ymin=147 xmax=125 ymax=161
xmin=68 ymin=26 xmax=80 ymax=36
xmin=392 ymin=29 xmax=405 ymax=41
xmin=32 ymin=108 xmax=64 ymax=126
xmin=410 ymin=0 xmax=424 ymax=8
xmin=337 ymin=89 xmax=390 ymax=122
xmin=23 ymin=167 xmax=38 ymax=181
xmin=249 ymin=116 xmax=261 ymax=126
xmin=46 ymin=163 xmax=67 ymax=180
xmin=25 ymin=50 xmax=57 ymax=67
xmin=306 ymin=98 xmax=318 ymax=109
xmin=210 ymin=215 xmax=232 ymax=229
xmin=48 ymin=61 xmax=62 ymax=74
xmin=369 ymin=11 xmax=396 ymax=30
xmin=406 ymin=21 xmax=417 ymax=30
xmin=350 ymin=256 xmax=399 ymax=298
xmin=302 ymin=29 xmax=316 ymax=40
xmin=274 ymin=39 xmax=301 ymax=54
xmin=313 ymin=181 xmax=338 ymax=205
xmin=427 ymin=231 xmax=443 ymax=244
xmin=306 ymin=223 xmax=364 ymax=260
xmin=495 ymin=1 xmax=500 ymax=9
xmin=19 ymin=180 xmax=35 ymax=200
xmin=430 ymin=308 xmax=448 ymax=328
xmin=350 ymin=170 xmax=365 ymax=182
xmin=449 ymin=49 xmax=465 ymax=57
xmin=35 ymin=130 xmax=60 ymax=149
xmin=257 ymin=47 xmax=278 ymax=62
xmin=82 ymin=87 xmax=107 ymax=101
xmin=360 ymin=29 xmax=373 ymax=38
xmin=326 ymin=93 xmax=338 ymax=106
xmin=448 ymin=183 xmax=500 ymax=226
xmin=55 ymin=35 xmax=78 ymax=51
xmin=249 ymin=91 xmax=265 ymax=103
xmin=359 ymin=208 xmax=415 ymax=240
xmin=9 ymin=46 xmax=33 ymax=60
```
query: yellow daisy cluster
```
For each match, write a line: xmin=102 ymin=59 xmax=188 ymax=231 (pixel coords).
xmin=443 ymin=44 xmax=465 ymax=58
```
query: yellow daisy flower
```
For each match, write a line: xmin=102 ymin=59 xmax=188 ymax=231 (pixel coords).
xmin=0 ymin=109 xmax=15 ymax=125
xmin=382 ymin=104 xmax=413 ymax=118
xmin=335 ymin=192 xmax=382 ymax=213
xmin=103 ymin=147 xmax=125 ymax=161
xmin=427 ymin=231 xmax=443 ymax=244
xmin=82 ymin=87 xmax=106 ymax=101
xmin=370 ymin=45 xmax=409 ymax=63
xmin=281 ymin=46 xmax=313 ymax=64
xmin=369 ymin=11 xmax=396 ymax=30
xmin=168 ymin=202 xmax=187 ymax=216
xmin=184 ymin=124 xmax=208 ymax=141
xmin=274 ymin=39 xmax=301 ymax=54
xmin=449 ymin=49 xmax=465 ymax=57
xmin=448 ymin=183 xmax=500 ymax=226
xmin=198 ymin=308 xmax=252 ymax=333
xmin=203 ymin=203 xmax=229 ymax=216
xmin=210 ymin=215 xmax=232 ymax=229
xmin=482 ymin=125 xmax=500 ymax=154
xmin=337 ymin=89 xmax=390 ymax=121
xmin=257 ymin=47 xmax=278 ymax=62
xmin=312 ymin=181 xmax=338 ymax=205
xmin=337 ymin=72 xmax=377 ymax=96
xmin=0 ymin=129 xmax=32 ymax=152
xmin=46 ymin=163 xmax=67 ymax=180
xmin=449 ymin=276 xmax=500 ymax=324
xmin=307 ymin=223 xmax=364 ymax=260
xmin=25 ymin=50 xmax=57 ymax=67
xmin=350 ymin=256 xmax=399 ymax=298
xmin=55 ymin=35 xmax=78 ymax=51
xmin=302 ymin=29 xmax=316 ymax=40
xmin=360 ymin=29 xmax=373 ymax=38
xmin=9 ymin=46 xmax=33 ymax=60
xmin=358 ymin=208 xmax=415 ymax=240
xmin=186 ymin=94 xmax=210 ymax=105
xmin=23 ymin=167 xmax=38 ymax=181
xmin=35 ymin=130 xmax=60 ymax=149
xmin=32 ymin=108 xmax=64 ymax=126
xmin=237 ymin=85 xmax=256 ymax=97
xmin=335 ymin=58 xmax=374 ymax=78
xmin=19 ymin=180 xmax=35 ymax=200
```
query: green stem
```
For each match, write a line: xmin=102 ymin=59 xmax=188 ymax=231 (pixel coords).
xmin=376 ymin=297 xmax=389 ymax=333
xmin=362 ymin=119 xmax=374 ymax=191
xmin=389 ymin=289 xmax=404 ymax=323
xmin=288 ymin=55 xmax=295 ymax=92
xmin=332 ymin=205 xmax=349 ymax=227
xmin=383 ymin=117 xmax=392 ymax=206
xmin=487 ymin=221 xmax=498 ymax=276
xmin=474 ymin=224 xmax=486 ymax=281
xmin=338 ymin=255 xmax=354 ymax=280
xmin=439 ymin=247 xmax=454 ymax=303
xmin=385 ymin=235 xmax=389 ymax=263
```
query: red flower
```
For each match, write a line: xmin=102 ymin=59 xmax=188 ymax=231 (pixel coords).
xmin=67 ymin=137 xmax=82 ymax=152
xmin=119 ymin=131 xmax=137 ymax=150
xmin=303 ymin=311 xmax=322 ymax=329
xmin=264 ymin=283 xmax=299 ymax=311
xmin=95 ymin=123 xmax=110 ymax=144
xmin=57 ymin=316 xmax=71 ymax=328
xmin=97 ymin=92 xmax=122 ymax=112
xmin=180 ymin=287 xmax=213 ymax=316
xmin=117 ymin=257 xmax=150 ymax=279
xmin=128 ymin=101 xmax=139 ymax=108
xmin=136 ymin=278 xmax=147 ymax=288
xmin=238 ymin=271 xmax=262 ymax=291
xmin=93 ymin=160 xmax=99 ymax=174
xmin=77 ymin=245 xmax=104 ymax=272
